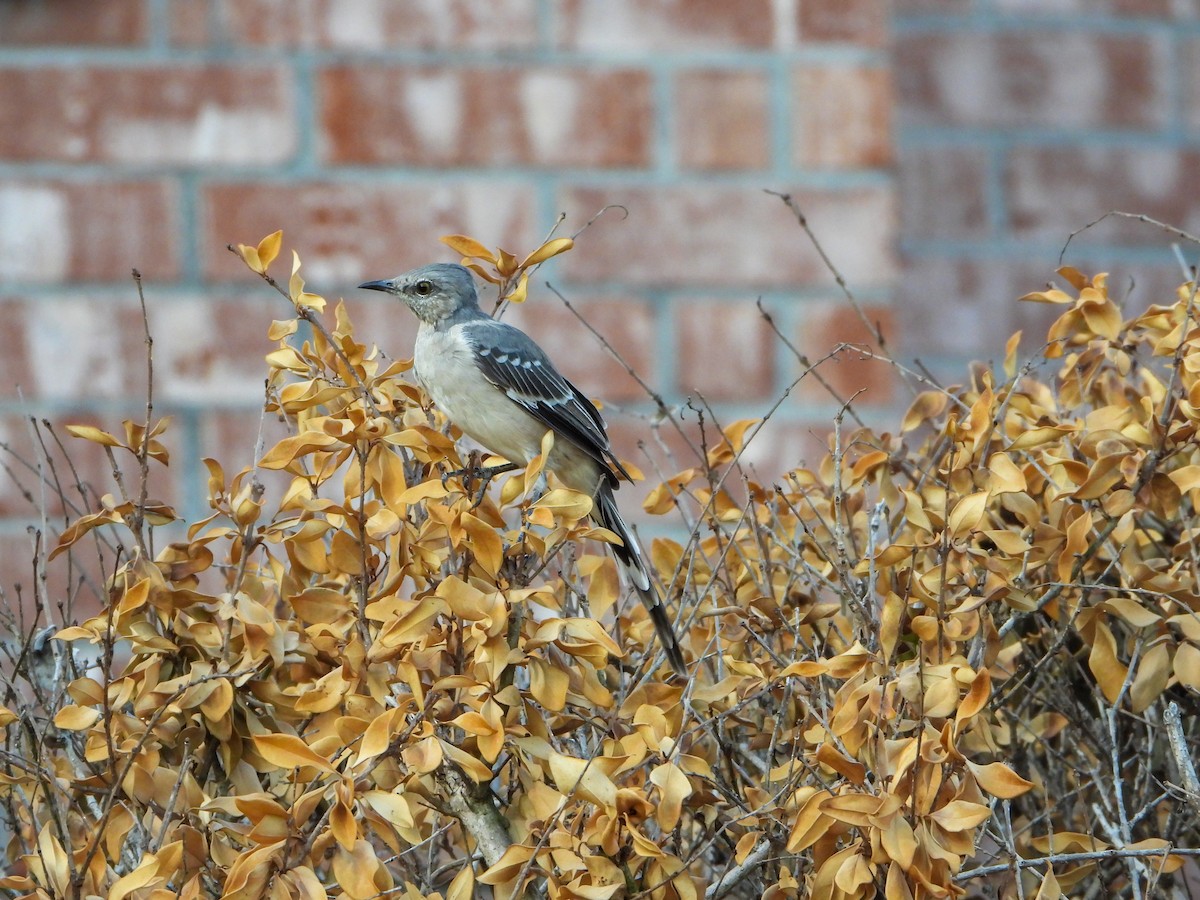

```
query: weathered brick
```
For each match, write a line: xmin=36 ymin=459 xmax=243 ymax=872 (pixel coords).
xmin=1005 ymin=146 xmax=1200 ymax=244
xmin=674 ymin=299 xmax=775 ymax=401
xmin=0 ymin=181 xmax=178 ymax=282
xmin=894 ymin=0 xmax=970 ymax=11
xmin=797 ymin=303 xmax=896 ymax=407
xmin=793 ymin=64 xmax=892 ymax=169
xmin=898 ymin=144 xmax=991 ymax=239
xmin=0 ymin=67 xmax=294 ymax=164
xmin=213 ymin=0 xmax=538 ymax=49
xmin=13 ymin=293 xmax=140 ymax=401
xmin=674 ymin=70 xmax=771 ymax=171
xmin=558 ymin=186 xmax=897 ymax=288
xmin=896 ymin=31 xmax=1169 ymax=130
xmin=0 ymin=0 xmax=147 ymax=46
xmin=320 ymin=66 xmax=653 ymax=168
xmin=798 ymin=0 xmax=889 ymax=46
xmin=169 ymin=0 xmax=216 ymax=46
xmin=993 ymin=0 xmax=1200 ymax=14
xmin=506 ymin=296 xmax=656 ymax=403
xmin=1184 ymin=37 xmax=1200 ymax=134
xmin=556 ymin=0 xmax=774 ymax=51
xmin=202 ymin=182 xmax=538 ymax=284
xmin=146 ymin=296 xmax=282 ymax=405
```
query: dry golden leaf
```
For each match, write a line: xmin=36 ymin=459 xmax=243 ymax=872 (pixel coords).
xmin=955 ymin=668 xmax=990 ymax=722
xmin=1130 ymin=641 xmax=1171 ymax=712
xmin=902 ymin=390 xmax=950 ymax=432
xmin=1087 ymin=621 xmax=1128 ymax=704
xmin=649 ymin=761 xmax=692 ymax=831
xmin=256 ymin=230 xmax=283 ymax=271
xmin=521 ymin=237 xmax=574 ymax=267
xmin=252 ymin=733 xmax=336 ymax=774
xmin=947 ymin=491 xmax=989 ymax=539
xmin=530 ymin=656 xmax=569 ymax=711
xmin=928 ymin=800 xmax=991 ymax=831
xmin=65 ymin=423 xmax=124 ymax=448
xmin=1034 ymin=867 xmax=1061 ymax=900
xmin=360 ymin=790 xmax=415 ymax=830
xmin=1099 ymin=597 xmax=1160 ymax=629
xmin=1175 ymin=640 xmax=1200 ymax=690
xmin=446 ymin=863 xmax=476 ymax=900
xmin=108 ymin=851 xmax=162 ymax=900
xmin=460 ymin=511 xmax=504 ymax=576
xmin=504 ymin=270 xmax=530 ymax=304
xmin=548 ymin=750 xmax=619 ymax=809
xmin=53 ymin=705 xmax=100 ymax=730
xmin=332 ymin=840 xmax=385 ymax=900
xmin=966 ymin=760 xmax=1033 ymax=798
xmin=441 ymin=233 xmax=496 ymax=262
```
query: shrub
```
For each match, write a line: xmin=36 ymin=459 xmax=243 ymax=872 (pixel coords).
xmin=1 ymin=231 xmax=1197 ymax=899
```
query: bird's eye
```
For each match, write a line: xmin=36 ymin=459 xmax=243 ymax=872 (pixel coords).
xmin=414 ymin=280 xmax=434 ymax=296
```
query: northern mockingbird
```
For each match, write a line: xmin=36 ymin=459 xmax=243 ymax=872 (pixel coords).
xmin=360 ymin=263 xmax=687 ymax=675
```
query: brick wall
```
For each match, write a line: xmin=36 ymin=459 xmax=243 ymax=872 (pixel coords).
xmin=6 ymin=0 xmax=1191 ymax=551
xmin=0 ymin=0 xmax=896 ymax=541
xmin=896 ymin=0 xmax=1200 ymax=378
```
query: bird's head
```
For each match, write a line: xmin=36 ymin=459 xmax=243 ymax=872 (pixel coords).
xmin=358 ymin=263 xmax=480 ymax=325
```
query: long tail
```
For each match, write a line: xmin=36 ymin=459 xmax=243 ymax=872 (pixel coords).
xmin=594 ymin=483 xmax=687 ymax=676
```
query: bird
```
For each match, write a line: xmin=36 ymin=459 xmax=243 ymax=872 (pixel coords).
xmin=359 ymin=263 xmax=687 ymax=675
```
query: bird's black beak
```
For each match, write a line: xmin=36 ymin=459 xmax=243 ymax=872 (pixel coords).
xmin=357 ymin=279 xmax=394 ymax=293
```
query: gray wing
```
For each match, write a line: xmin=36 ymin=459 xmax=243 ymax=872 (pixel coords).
xmin=462 ymin=318 xmax=630 ymax=483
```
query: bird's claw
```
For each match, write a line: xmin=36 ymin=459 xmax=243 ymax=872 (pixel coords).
xmin=443 ymin=456 xmax=520 ymax=508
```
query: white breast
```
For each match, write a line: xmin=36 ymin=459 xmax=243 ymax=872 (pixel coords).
xmin=414 ymin=322 xmax=547 ymax=466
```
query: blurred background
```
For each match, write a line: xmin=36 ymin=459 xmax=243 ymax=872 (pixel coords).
xmin=0 ymin=0 xmax=1196 ymax=555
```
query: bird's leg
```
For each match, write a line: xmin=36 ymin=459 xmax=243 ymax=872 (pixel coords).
xmin=442 ymin=451 xmax=519 ymax=507
xmin=467 ymin=461 xmax=519 ymax=508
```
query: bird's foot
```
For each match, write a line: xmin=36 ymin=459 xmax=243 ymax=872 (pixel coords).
xmin=443 ymin=453 xmax=519 ymax=508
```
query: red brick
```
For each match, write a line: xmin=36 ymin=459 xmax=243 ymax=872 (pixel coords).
xmin=674 ymin=70 xmax=771 ymax=171
xmin=169 ymin=0 xmax=215 ymax=46
xmin=896 ymin=31 xmax=1169 ymax=130
xmin=993 ymin=0 xmax=1199 ymax=14
xmin=797 ymin=303 xmax=896 ymax=407
xmin=1005 ymin=147 xmax=1200 ymax=244
xmin=0 ymin=0 xmax=147 ymax=46
xmin=146 ymin=296 xmax=282 ymax=405
xmin=11 ymin=293 xmax=141 ymax=401
xmin=558 ymin=185 xmax=897 ymax=288
xmin=506 ymin=297 xmax=656 ymax=403
xmin=793 ymin=64 xmax=892 ymax=169
xmin=202 ymin=182 xmax=538 ymax=283
xmin=798 ymin=0 xmax=889 ymax=46
xmin=556 ymin=0 xmax=774 ymax=51
xmin=214 ymin=0 xmax=538 ymax=49
xmin=0 ymin=181 xmax=178 ymax=282
xmin=898 ymin=144 xmax=991 ymax=239
xmin=1185 ymin=38 xmax=1200 ymax=134
xmin=320 ymin=66 xmax=653 ymax=168
xmin=894 ymin=0 xmax=970 ymax=11
xmin=0 ymin=67 xmax=294 ymax=164
xmin=674 ymin=299 xmax=775 ymax=401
